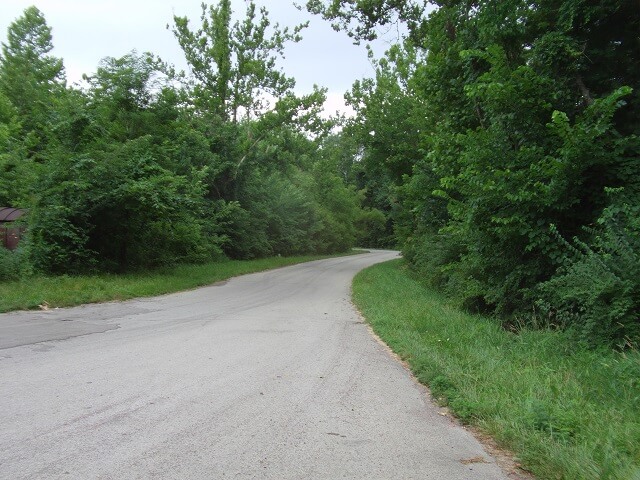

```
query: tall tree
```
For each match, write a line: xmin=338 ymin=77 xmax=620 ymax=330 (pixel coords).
xmin=0 ymin=6 xmax=67 ymax=206
xmin=171 ymin=1 xmax=306 ymax=122
xmin=306 ymin=0 xmax=427 ymax=43
xmin=0 ymin=6 xmax=65 ymax=135
xmin=170 ymin=0 xmax=330 ymax=204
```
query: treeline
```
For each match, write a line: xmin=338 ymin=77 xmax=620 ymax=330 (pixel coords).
xmin=308 ymin=0 xmax=640 ymax=347
xmin=0 ymin=3 xmax=382 ymax=277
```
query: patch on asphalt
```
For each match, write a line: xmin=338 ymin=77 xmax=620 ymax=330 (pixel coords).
xmin=460 ymin=456 xmax=489 ymax=465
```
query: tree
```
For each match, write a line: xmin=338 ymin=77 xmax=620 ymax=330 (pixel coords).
xmin=0 ymin=91 xmax=25 ymax=206
xmin=305 ymin=0 xmax=427 ymax=43
xmin=0 ymin=6 xmax=65 ymax=141
xmin=0 ymin=7 xmax=69 ymax=208
xmin=28 ymin=135 xmax=221 ymax=273
xmin=170 ymin=1 xmax=327 ymax=199
xmin=83 ymin=51 xmax=176 ymax=143
xmin=0 ymin=4 xmax=365 ymax=277
xmin=171 ymin=0 xmax=306 ymax=122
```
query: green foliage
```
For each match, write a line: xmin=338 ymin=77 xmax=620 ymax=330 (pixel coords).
xmin=356 ymin=207 xmax=386 ymax=247
xmin=171 ymin=0 xmax=306 ymax=121
xmin=0 ymin=6 xmax=65 ymax=118
xmin=0 ymin=91 xmax=30 ymax=206
xmin=316 ymin=0 xmax=640 ymax=346
xmin=83 ymin=52 xmax=174 ymax=143
xmin=305 ymin=0 xmax=425 ymax=43
xmin=28 ymin=138 xmax=219 ymax=273
xmin=429 ymin=82 xmax=635 ymax=316
xmin=538 ymin=197 xmax=640 ymax=348
xmin=0 ymin=6 xmax=65 ymax=159
xmin=308 ymin=162 xmax=362 ymax=252
xmin=222 ymin=161 xmax=363 ymax=258
xmin=222 ymin=171 xmax=319 ymax=258
xmin=340 ymin=43 xmax=431 ymax=248
xmin=0 ymin=246 xmax=29 ymax=281
xmin=0 ymin=3 xmax=365 ymax=279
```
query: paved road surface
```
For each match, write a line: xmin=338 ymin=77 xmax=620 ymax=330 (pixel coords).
xmin=0 ymin=251 xmax=510 ymax=479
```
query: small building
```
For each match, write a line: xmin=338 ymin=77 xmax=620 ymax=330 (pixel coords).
xmin=0 ymin=207 xmax=26 ymax=250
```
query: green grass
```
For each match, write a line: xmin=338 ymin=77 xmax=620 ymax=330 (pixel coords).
xmin=353 ymin=259 xmax=640 ymax=480
xmin=0 ymin=252 xmax=358 ymax=313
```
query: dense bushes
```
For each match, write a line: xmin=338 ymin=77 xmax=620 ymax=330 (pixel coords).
xmin=0 ymin=245 xmax=28 ymax=281
xmin=538 ymin=198 xmax=640 ymax=347
xmin=222 ymin=164 xmax=366 ymax=259
xmin=221 ymin=171 xmax=320 ymax=259
xmin=28 ymin=142 xmax=218 ymax=273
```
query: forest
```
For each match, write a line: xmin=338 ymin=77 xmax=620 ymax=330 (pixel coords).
xmin=1 ymin=0 xmax=639 ymax=348
xmin=0 ymin=2 xmax=379 ymax=277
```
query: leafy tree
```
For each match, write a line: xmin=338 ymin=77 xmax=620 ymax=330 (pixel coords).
xmin=83 ymin=52 xmax=169 ymax=143
xmin=0 ymin=6 xmax=70 ymax=209
xmin=343 ymin=43 xmax=433 ymax=247
xmin=306 ymin=0 xmax=426 ymax=43
xmin=28 ymin=137 xmax=219 ymax=273
xmin=308 ymin=161 xmax=363 ymax=252
xmin=171 ymin=0 xmax=306 ymax=122
xmin=170 ymin=2 xmax=330 ymax=203
xmin=0 ymin=91 xmax=25 ymax=205
xmin=0 ymin=6 xmax=65 ymax=153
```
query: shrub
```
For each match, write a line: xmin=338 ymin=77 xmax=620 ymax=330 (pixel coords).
xmin=0 ymin=245 xmax=30 ymax=281
xmin=29 ymin=139 xmax=221 ymax=273
xmin=538 ymin=196 xmax=640 ymax=348
xmin=356 ymin=208 xmax=387 ymax=248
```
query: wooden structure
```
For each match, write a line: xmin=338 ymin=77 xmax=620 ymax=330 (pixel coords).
xmin=0 ymin=207 xmax=26 ymax=250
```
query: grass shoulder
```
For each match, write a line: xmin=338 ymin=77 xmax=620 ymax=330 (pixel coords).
xmin=352 ymin=259 xmax=640 ymax=480
xmin=0 ymin=251 xmax=360 ymax=313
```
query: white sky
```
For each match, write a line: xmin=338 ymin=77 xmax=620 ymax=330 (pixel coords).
xmin=0 ymin=0 xmax=405 ymax=117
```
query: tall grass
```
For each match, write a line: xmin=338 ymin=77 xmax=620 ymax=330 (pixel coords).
xmin=353 ymin=259 xmax=640 ymax=480
xmin=0 ymin=253 xmax=354 ymax=313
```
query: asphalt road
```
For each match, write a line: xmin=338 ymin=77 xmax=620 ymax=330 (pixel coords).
xmin=0 ymin=251 xmax=511 ymax=479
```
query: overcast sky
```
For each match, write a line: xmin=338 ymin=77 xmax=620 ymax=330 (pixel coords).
xmin=0 ymin=0 xmax=405 ymax=116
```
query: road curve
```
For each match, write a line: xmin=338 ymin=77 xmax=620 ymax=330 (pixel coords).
xmin=0 ymin=250 xmax=509 ymax=479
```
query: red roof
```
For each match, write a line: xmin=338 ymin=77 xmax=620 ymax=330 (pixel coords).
xmin=0 ymin=208 xmax=26 ymax=222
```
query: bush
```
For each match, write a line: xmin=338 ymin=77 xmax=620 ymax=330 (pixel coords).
xmin=29 ymin=139 xmax=221 ymax=273
xmin=356 ymin=208 xmax=387 ymax=248
xmin=222 ymin=171 xmax=321 ymax=259
xmin=538 ymin=197 xmax=640 ymax=348
xmin=0 ymin=246 xmax=19 ymax=281
xmin=0 ymin=245 xmax=30 ymax=281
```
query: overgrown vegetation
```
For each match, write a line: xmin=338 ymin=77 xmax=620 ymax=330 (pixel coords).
xmin=0 ymin=3 xmax=379 ymax=280
xmin=0 ymin=252 xmax=357 ymax=313
xmin=308 ymin=0 xmax=640 ymax=348
xmin=353 ymin=259 xmax=640 ymax=480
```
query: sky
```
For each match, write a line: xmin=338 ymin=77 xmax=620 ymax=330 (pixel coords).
xmin=0 ymin=0 xmax=405 ymax=117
